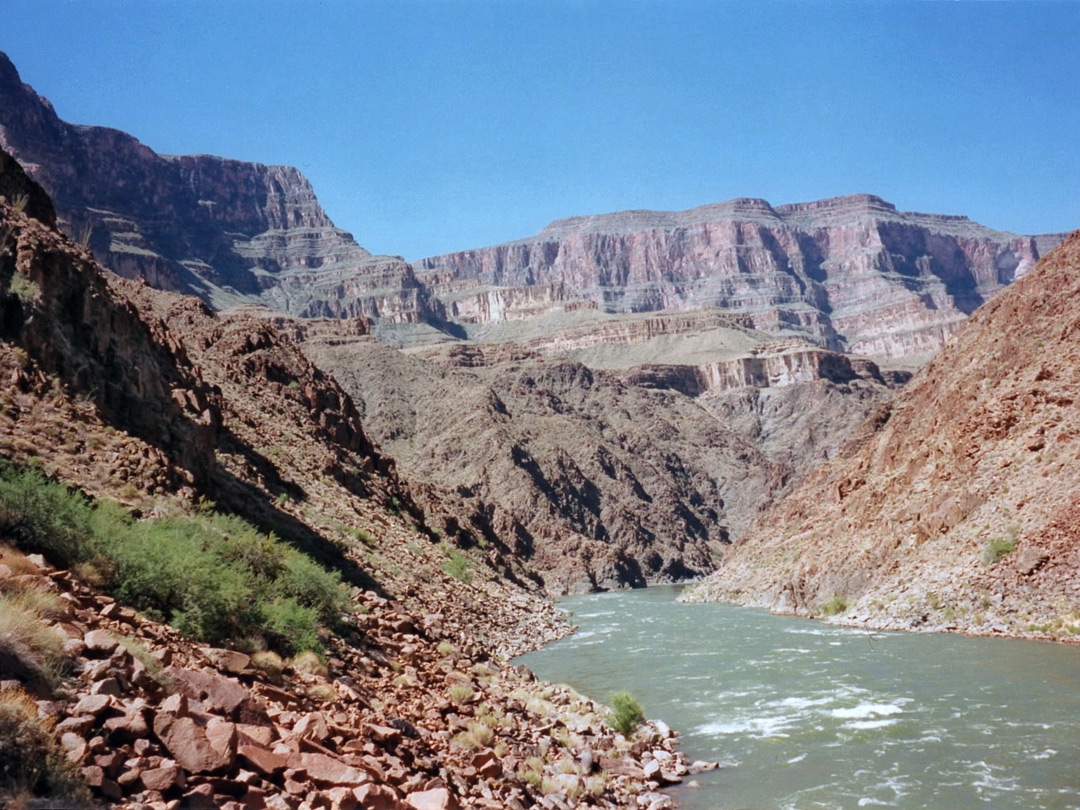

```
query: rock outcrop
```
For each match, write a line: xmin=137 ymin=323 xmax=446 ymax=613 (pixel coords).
xmin=685 ymin=230 xmax=1080 ymax=641
xmin=419 ymin=195 xmax=1063 ymax=362
xmin=299 ymin=331 xmax=900 ymax=594
xmin=0 ymin=50 xmax=435 ymax=322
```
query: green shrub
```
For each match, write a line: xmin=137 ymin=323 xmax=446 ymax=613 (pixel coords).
xmin=441 ymin=547 xmax=474 ymax=583
xmin=0 ymin=460 xmax=348 ymax=655
xmin=983 ymin=535 xmax=1016 ymax=565
xmin=819 ymin=595 xmax=849 ymax=616
xmin=606 ymin=691 xmax=645 ymax=737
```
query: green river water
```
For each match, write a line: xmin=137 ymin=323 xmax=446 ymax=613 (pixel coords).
xmin=515 ymin=585 xmax=1080 ymax=810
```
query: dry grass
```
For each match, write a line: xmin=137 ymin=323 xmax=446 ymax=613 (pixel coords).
xmin=0 ymin=593 xmax=68 ymax=690
xmin=250 ymin=650 xmax=285 ymax=681
xmin=449 ymin=683 xmax=475 ymax=704
xmin=291 ymin=650 xmax=329 ymax=678
xmin=452 ymin=721 xmax=495 ymax=751
xmin=0 ymin=687 xmax=86 ymax=801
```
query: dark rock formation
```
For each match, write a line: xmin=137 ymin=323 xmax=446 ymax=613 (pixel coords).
xmin=299 ymin=332 xmax=899 ymax=594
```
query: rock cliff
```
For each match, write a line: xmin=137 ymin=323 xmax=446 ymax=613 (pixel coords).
xmin=0 ymin=50 xmax=435 ymax=322
xmin=420 ymin=195 xmax=1062 ymax=362
xmin=685 ymin=230 xmax=1080 ymax=641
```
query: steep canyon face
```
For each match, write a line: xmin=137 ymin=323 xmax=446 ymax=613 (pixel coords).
xmin=298 ymin=330 xmax=902 ymax=594
xmin=419 ymin=195 xmax=1062 ymax=363
xmin=0 ymin=51 xmax=433 ymax=321
xmin=686 ymin=231 xmax=1080 ymax=640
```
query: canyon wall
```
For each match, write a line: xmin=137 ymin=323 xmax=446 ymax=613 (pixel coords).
xmin=0 ymin=51 xmax=434 ymax=321
xmin=685 ymin=231 xmax=1080 ymax=640
xmin=420 ymin=195 xmax=1062 ymax=361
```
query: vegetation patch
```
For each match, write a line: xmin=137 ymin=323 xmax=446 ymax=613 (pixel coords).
xmin=440 ymin=544 xmax=474 ymax=583
xmin=983 ymin=535 xmax=1016 ymax=565
xmin=0 ymin=687 xmax=87 ymax=802
xmin=606 ymin=691 xmax=645 ymax=737
xmin=0 ymin=460 xmax=348 ymax=655
xmin=819 ymin=595 xmax=849 ymax=616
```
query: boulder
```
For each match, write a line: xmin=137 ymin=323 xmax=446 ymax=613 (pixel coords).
xmin=406 ymin=787 xmax=459 ymax=810
xmin=153 ymin=713 xmax=233 ymax=774
xmin=354 ymin=783 xmax=403 ymax=810
xmin=83 ymin=629 xmax=119 ymax=656
xmin=296 ymin=752 xmax=370 ymax=786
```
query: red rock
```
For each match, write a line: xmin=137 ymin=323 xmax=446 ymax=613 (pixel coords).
xmin=238 ymin=745 xmax=288 ymax=777
xmin=84 ymin=629 xmax=119 ymax=656
xmin=140 ymin=763 xmax=182 ymax=791
xmin=295 ymin=752 xmax=370 ymax=787
xmin=169 ymin=666 xmax=252 ymax=716
xmin=90 ymin=677 xmax=123 ymax=696
xmin=353 ymin=783 xmax=402 ymax=810
xmin=206 ymin=717 xmax=238 ymax=768
xmin=182 ymin=784 xmax=218 ymax=810
xmin=60 ymin=731 xmax=87 ymax=763
xmin=81 ymin=765 xmax=105 ymax=787
xmin=161 ymin=692 xmax=189 ymax=716
xmin=72 ymin=693 xmax=113 ymax=718
xmin=153 ymin=713 xmax=232 ymax=774
xmin=200 ymin=647 xmax=251 ymax=674
xmin=293 ymin=712 xmax=330 ymax=742
xmin=323 ymin=786 xmax=358 ymax=810
xmin=56 ymin=714 xmax=96 ymax=736
xmin=365 ymin=724 xmax=403 ymax=749
xmin=405 ymin=788 xmax=459 ymax=810
xmin=237 ymin=722 xmax=276 ymax=747
xmin=104 ymin=706 xmax=150 ymax=742
xmin=471 ymin=751 xmax=502 ymax=779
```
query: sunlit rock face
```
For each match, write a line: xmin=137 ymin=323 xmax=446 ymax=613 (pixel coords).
xmin=419 ymin=194 xmax=1062 ymax=362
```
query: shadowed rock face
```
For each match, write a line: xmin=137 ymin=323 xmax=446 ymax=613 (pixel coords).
xmin=419 ymin=195 xmax=1063 ymax=362
xmin=685 ymin=230 xmax=1080 ymax=640
xmin=299 ymin=331 xmax=901 ymax=594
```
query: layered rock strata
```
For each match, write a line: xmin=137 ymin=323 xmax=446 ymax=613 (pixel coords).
xmin=0 ymin=51 xmax=434 ymax=322
xmin=685 ymin=231 xmax=1080 ymax=641
xmin=420 ymin=195 xmax=1062 ymax=361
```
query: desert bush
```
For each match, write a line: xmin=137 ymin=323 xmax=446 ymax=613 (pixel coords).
xmin=250 ymin=650 xmax=285 ymax=680
xmin=0 ymin=688 xmax=86 ymax=801
xmin=437 ymin=641 xmax=456 ymax=657
xmin=453 ymin=721 xmax=495 ymax=750
xmin=983 ymin=535 xmax=1016 ymax=565
xmin=440 ymin=545 xmax=473 ymax=583
xmin=606 ymin=691 xmax=645 ymax=737
xmin=819 ymin=595 xmax=849 ymax=616
xmin=449 ymin=683 xmax=476 ymax=704
xmin=291 ymin=650 xmax=329 ymax=677
xmin=0 ymin=460 xmax=347 ymax=655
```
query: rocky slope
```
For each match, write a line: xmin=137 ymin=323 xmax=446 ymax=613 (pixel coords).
xmin=684 ymin=231 xmax=1080 ymax=641
xmin=0 ymin=50 xmax=435 ymax=322
xmin=419 ymin=195 xmax=1062 ymax=363
xmin=0 ymin=152 xmax=707 ymax=810
xmin=297 ymin=330 xmax=901 ymax=595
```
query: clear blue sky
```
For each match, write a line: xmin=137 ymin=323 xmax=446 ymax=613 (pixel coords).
xmin=4 ymin=1 xmax=1078 ymax=259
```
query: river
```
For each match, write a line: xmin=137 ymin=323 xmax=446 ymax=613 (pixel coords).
xmin=515 ymin=585 xmax=1080 ymax=810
